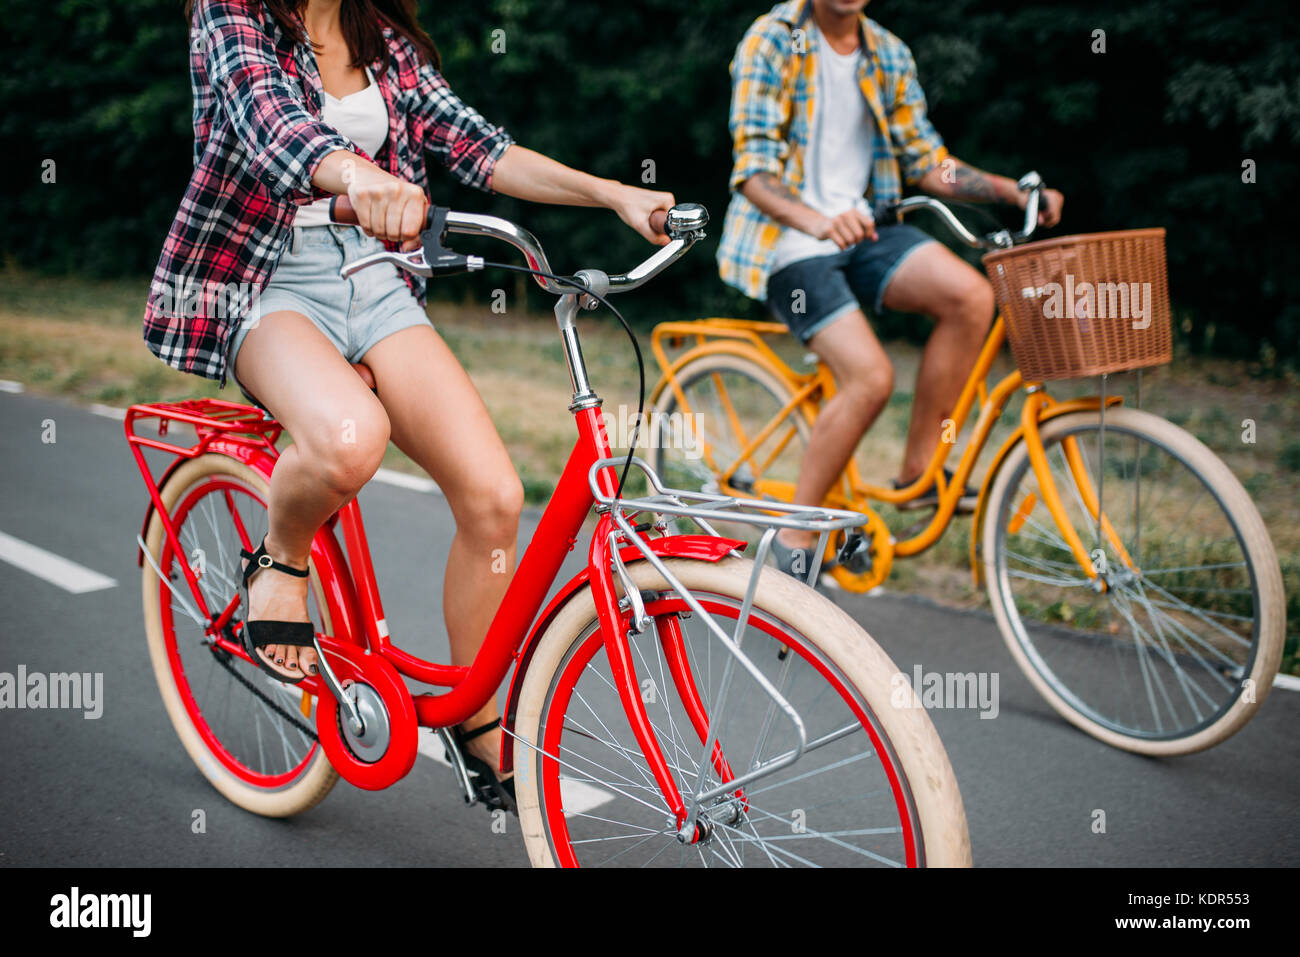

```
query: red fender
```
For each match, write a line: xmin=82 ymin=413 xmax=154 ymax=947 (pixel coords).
xmin=499 ymin=534 xmax=745 ymax=772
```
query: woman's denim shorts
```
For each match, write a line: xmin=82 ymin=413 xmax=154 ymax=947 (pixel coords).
xmin=228 ymin=224 xmax=431 ymax=407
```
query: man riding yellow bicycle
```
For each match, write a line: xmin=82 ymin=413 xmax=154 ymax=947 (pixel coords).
xmin=715 ymin=0 xmax=1064 ymax=575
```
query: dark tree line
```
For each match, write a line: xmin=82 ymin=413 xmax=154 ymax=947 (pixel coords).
xmin=1 ymin=0 xmax=1296 ymax=363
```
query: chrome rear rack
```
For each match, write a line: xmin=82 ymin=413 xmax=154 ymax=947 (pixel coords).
xmin=585 ymin=456 xmax=868 ymax=829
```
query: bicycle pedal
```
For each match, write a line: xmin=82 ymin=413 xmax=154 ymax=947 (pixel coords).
xmin=435 ymin=727 xmax=478 ymax=806
xmin=434 ymin=727 xmax=518 ymax=816
xmin=836 ymin=533 xmax=874 ymax=575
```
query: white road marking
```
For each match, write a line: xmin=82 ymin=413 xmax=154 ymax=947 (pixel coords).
xmin=0 ymin=530 xmax=117 ymax=593
xmin=555 ymin=776 xmax=617 ymax=815
xmin=373 ymin=468 xmax=441 ymax=495
xmin=418 ymin=729 xmax=613 ymax=813
xmin=0 ymin=380 xmax=23 ymax=394
xmin=88 ymin=403 xmax=127 ymax=421
xmin=1273 ymin=673 xmax=1300 ymax=692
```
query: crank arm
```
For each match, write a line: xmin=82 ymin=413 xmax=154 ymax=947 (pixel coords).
xmin=436 ymin=727 xmax=479 ymax=806
xmin=312 ymin=635 xmax=365 ymax=735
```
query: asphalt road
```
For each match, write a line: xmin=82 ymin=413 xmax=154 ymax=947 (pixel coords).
xmin=1 ymin=389 xmax=1296 ymax=867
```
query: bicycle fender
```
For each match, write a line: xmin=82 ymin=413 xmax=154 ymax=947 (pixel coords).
xmin=134 ymin=438 xmax=276 ymax=567
xmin=968 ymin=396 xmax=1122 ymax=587
xmin=138 ymin=441 xmax=363 ymax=650
xmin=499 ymin=534 xmax=745 ymax=773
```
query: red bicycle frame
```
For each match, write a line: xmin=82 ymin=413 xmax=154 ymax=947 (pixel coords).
xmin=127 ymin=201 xmax=749 ymax=833
xmin=126 ymin=393 xmax=742 ymax=832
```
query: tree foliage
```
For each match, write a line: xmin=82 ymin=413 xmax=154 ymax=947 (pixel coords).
xmin=1 ymin=0 xmax=1295 ymax=362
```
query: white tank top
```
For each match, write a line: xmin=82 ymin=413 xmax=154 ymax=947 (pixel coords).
xmin=294 ymin=66 xmax=389 ymax=228
xmin=769 ymin=25 xmax=875 ymax=274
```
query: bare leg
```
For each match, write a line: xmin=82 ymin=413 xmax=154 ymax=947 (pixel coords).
xmin=778 ymin=311 xmax=894 ymax=551
xmin=879 ymin=243 xmax=995 ymax=481
xmin=360 ymin=325 xmax=524 ymax=773
xmin=233 ymin=311 xmax=391 ymax=679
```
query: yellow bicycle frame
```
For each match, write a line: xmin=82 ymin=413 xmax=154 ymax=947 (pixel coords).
xmin=651 ymin=316 xmax=1129 ymax=588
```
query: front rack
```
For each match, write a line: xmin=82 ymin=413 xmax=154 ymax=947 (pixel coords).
xmin=586 ymin=456 xmax=870 ymax=830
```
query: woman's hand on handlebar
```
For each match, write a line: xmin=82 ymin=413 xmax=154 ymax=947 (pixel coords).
xmin=817 ymin=208 xmax=879 ymax=249
xmin=313 ymin=151 xmax=427 ymax=250
xmin=347 ymin=166 xmax=427 ymax=251
xmin=609 ymin=183 xmax=676 ymax=246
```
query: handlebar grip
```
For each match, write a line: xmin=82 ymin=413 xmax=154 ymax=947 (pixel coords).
xmin=330 ymin=194 xmax=437 ymax=231
xmin=649 ymin=209 xmax=668 ymax=238
xmin=873 ymin=202 xmax=900 ymax=225
xmin=329 ymin=195 xmax=359 ymax=225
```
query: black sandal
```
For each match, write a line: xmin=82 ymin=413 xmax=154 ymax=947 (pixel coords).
xmin=238 ymin=537 xmax=316 ymax=685
xmin=452 ymin=718 xmax=516 ymax=814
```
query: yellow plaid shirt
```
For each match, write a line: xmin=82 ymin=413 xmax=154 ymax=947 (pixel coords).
xmin=716 ymin=0 xmax=950 ymax=301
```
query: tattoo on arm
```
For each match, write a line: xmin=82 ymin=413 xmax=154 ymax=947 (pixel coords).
xmin=751 ymin=172 xmax=802 ymax=205
xmin=949 ymin=162 xmax=1000 ymax=203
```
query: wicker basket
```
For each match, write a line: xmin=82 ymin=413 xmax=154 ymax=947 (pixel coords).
xmin=982 ymin=229 xmax=1172 ymax=381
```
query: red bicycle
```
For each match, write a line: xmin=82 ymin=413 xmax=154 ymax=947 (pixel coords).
xmin=126 ymin=201 xmax=970 ymax=867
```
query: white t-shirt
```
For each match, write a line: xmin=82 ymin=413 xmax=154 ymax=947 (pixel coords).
xmin=768 ymin=25 xmax=875 ymax=274
xmin=295 ymin=66 xmax=389 ymax=227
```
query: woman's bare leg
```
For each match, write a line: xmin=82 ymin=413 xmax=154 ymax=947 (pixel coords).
xmin=233 ymin=311 xmax=392 ymax=678
xmin=359 ymin=324 xmax=524 ymax=773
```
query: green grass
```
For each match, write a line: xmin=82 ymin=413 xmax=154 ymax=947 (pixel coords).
xmin=3 ymin=265 xmax=1296 ymax=672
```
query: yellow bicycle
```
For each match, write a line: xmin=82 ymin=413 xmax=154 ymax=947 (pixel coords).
xmin=648 ymin=183 xmax=1286 ymax=756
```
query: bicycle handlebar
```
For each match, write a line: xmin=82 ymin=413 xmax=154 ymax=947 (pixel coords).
xmin=327 ymin=196 xmax=705 ymax=296
xmin=879 ymin=171 xmax=1046 ymax=251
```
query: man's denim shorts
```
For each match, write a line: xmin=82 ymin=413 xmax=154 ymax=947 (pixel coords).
xmin=228 ymin=224 xmax=431 ymax=407
xmin=764 ymin=224 xmax=935 ymax=343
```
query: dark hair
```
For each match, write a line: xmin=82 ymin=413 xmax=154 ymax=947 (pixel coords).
xmin=187 ymin=0 xmax=440 ymax=71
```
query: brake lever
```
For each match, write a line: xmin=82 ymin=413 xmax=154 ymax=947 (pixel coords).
xmin=422 ymin=206 xmax=484 ymax=277
xmin=338 ymin=206 xmax=483 ymax=280
xmin=339 ymin=248 xmax=432 ymax=279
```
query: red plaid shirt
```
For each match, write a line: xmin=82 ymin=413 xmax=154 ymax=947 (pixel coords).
xmin=143 ymin=0 xmax=513 ymax=385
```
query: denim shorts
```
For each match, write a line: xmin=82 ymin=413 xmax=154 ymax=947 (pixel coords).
xmin=227 ymin=224 xmax=431 ymax=408
xmin=764 ymin=224 xmax=936 ymax=343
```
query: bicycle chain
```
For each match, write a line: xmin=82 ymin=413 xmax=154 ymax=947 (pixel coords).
xmin=209 ymin=639 xmax=319 ymax=742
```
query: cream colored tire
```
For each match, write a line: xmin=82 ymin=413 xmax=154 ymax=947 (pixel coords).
xmin=141 ymin=453 xmax=338 ymax=817
xmin=982 ymin=407 xmax=1285 ymax=755
xmin=513 ymin=556 xmax=972 ymax=867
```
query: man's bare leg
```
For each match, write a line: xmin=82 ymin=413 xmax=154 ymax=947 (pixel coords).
xmin=777 ymin=311 xmax=893 ymax=551
xmin=879 ymin=243 xmax=995 ymax=482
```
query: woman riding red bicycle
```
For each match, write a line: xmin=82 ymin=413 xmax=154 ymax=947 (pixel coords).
xmin=143 ymin=0 xmax=674 ymax=806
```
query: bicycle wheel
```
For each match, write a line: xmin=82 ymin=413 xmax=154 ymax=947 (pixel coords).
xmin=141 ymin=453 xmax=338 ymax=816
xmin=982 ymin=407 xmax=1285 ymax=755
xmin=513 ymin=556 xmax=971 ymax=867
xmin=649 ymin=354 xmax=881 ymax=591
xmin=649 ymin=352 xmax=810 ymax=500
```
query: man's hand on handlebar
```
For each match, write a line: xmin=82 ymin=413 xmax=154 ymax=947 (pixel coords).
xmin=1023 ymin=186 xmax=1064 ymax=228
